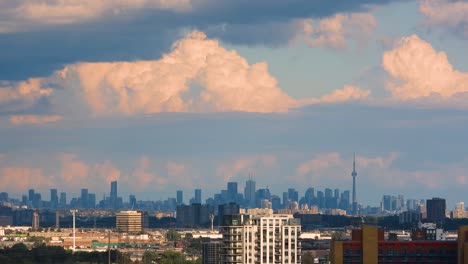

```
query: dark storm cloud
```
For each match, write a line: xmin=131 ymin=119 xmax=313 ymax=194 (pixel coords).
xmin=0 ymin=0 xmax=408 ymax=80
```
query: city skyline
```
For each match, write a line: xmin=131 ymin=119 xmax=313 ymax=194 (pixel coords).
xmin=0 ymin=1 xmax=467 ymax=208
xmin=2 ymin=175 xmax=465 ymax=210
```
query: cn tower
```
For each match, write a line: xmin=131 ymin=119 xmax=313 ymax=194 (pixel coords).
xmin=352 ymin=154 xmax=358 ymax=215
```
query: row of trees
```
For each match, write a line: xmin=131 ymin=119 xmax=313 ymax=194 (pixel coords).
xmin=0 ymin=243 xmax=131 ymax=264
xmin=0 ymin=242 xmax=203 ymax=264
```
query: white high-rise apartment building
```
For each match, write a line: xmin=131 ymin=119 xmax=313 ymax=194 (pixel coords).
xmin=221 ymin=212 xmax=301 ymax=264
xmin=452 ymin=201 xmax=466 ymax=219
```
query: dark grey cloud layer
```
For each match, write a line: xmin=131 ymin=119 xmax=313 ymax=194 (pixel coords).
xmin=0 ymin=0 xmax=408 ymax=80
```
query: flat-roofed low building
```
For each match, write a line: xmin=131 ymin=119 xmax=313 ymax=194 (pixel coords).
xmin=330 ymin=225 xmax=468 ymax=264
xmin=116 ymin=211 xmax=142 ymax=233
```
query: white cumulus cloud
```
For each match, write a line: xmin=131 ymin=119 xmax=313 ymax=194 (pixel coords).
xmin=57 ymin=31 xmax=295 ymax=114
xmin=0 ymin=78 xmax=53 ymax=109
xmin=298 ymin=12 xmax=377 ymax=49
xmin=382 ymin=35 xmax=468 ymax=100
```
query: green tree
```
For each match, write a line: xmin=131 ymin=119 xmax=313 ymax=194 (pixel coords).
xmin=142 ymin=251 xmax=158 ymax=264
xmin=159 ymin=251 xmax=187 ymax=264
xmin=166 ymin=230 xmax=181 ymax=241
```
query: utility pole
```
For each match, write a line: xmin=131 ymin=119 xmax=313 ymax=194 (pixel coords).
xmin=70 ymin=210 xmax=78 ymax=252
xmin=108 ymin=230 xmax=111 ymax=264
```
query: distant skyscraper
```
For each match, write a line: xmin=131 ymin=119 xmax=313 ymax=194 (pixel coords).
xmin=0 ymin=192 xmax=8 ymax=202
xmin=129 ymin=195 xmax=137 ymax=208
xmin=351 ymin=154 xmax=358 ymax=215
xmin=339 ymin=190 xmax=350 ymax=210
xmin=194 ymin=189 xmax=202 ymax=204
xmin=317 ymin=191 xmax=325 ymax=208
xmin=382 ymin=195 xmax=392 ymax=211
xmin=81 ymin=189 xmax=88 ymax=208
xmin=255 ymin=188 xmax=271 ymax=208
xmin=33 ymin=193 xmax=41 ymax=208
xmin=110 ymin=181 xmax=118 ymax=208
xmin=59 ymin=192 xmax=67 ymax=206
xmin=28 ymin=189 xmax=35 ymax=202
xmin=288 ymin=188 xmax=299 ymax=202
xmin=88 ymin=193 xmax=96 ymax=208
xmin=227 ymin=182 xmax=238 ymax=202
xmin=427 ymin=197 xmax=446 ymax=225
xmin=304 ymin=187 xmax=315 ymax=206
xmin=177 ymin=190 xmax=183 ymax=205
xmin=244 ymin=178 xmax=256 ymax=208
xmin=50 ymin=189 xmax=58 ymax=208
xmin=111 ymin=181 xmax=117 ymax=199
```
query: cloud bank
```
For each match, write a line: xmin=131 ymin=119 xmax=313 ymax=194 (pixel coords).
xmin=0 ymin=0 xmax=192 ymax=32
xmin=419 ymin=0 xmax=468 ymax=37
xmin=0 ymin=31 xmax=371 ymax=118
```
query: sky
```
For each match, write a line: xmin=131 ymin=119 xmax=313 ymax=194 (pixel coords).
xmin=0 ymin=0 xmax=467 ymax=208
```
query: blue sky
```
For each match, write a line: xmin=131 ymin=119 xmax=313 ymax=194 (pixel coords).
xmin=0 ymin=0 xmax=467 ymax=208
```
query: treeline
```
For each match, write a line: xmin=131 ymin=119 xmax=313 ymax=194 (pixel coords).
xmin=0 ymin=243 xmax=131 ymax=264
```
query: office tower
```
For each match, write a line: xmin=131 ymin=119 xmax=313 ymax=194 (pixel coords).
xmin=116 ymin=211 xmax=142 ymax=233
xmin=325 ymin=188 xmax=333 ymax=208
xmin=33 ymin=193 xmax=41 ymax=208
xmin=407 ymin=199 xmax=418 ymax=211
xmin=111 ymin=181 xmax=117 ymax=199
xmin=271 ymin=195 xmax=281 ymax=210
xmin=283 ymin=192 xmax=291 ymax=208
xmin=88 ymin=193 xmax=96 ymax=208
xmin=334 ymin=189 xmax=340 ymax=208
xmin=50 ymin=189 xmax=58 ymax=208
xmin=129 ymin=195 xmax=137 ymax=208
xmin=220 ymin=213 xmax=301 ymax=264
xmin=81 ymin=189 xmax=88 ymax=208
xmin=194 ymin=189 xmax=202 ymax=204
xmin=255 ymin=188 xmax=271 ymax=208
xmin=304 ymin=187 xmax=315 ymax=206
xmin=351 ymin=154 xmax=358 ymax=215
xmin=397 ymin=195 xmax=405 ymax=211
xmin=202 ymin=241 xmax=222 ymax=264
xmin=176 ymin=190 xmax=183 ymax=205
xmin=288 ymin=188 xmax=299 ymax=202
xmin=59 ymin=192 xmax=67 ymax=206
xmin=28 ymin=189 xmax=35 ymax=202
xmin=382 ymin=195 xmax=392 ymax=211
xmin=244 ymin=178 xmax=256 ymax=208
xmin=0 ymin=192 xmax=8 ymax=202
xmin=176 ymin=204 xmax=214 ymax=227
xmin=317 ymin=191 xmax=325 ymax=208
xmin=21 ymin=195 xmax=28 ymax=204
xmin=110 ymin=181 xmax=117 ymax=208
xmin=227 ymin=182 xmax=238 ymax=202
xmin=427 ymin=197 xmax=446 ymax=225
xmin=339 ymin=190 xmax=350 ymax=211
